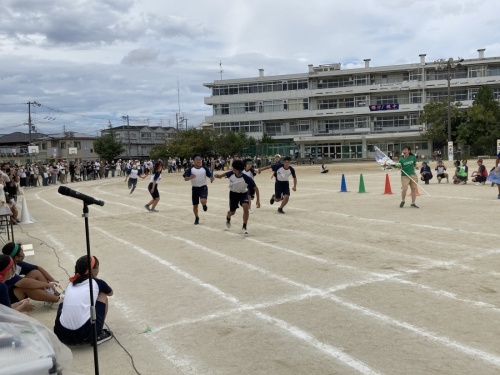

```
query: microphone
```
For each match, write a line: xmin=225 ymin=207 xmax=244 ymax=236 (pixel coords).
xmin=58 ymin=186 xmax=105 ymax=206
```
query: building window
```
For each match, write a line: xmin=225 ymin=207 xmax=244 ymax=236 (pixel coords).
xmin=60 ymin=142 xmax=66 ymax=149
xmin=155 ymin=133 xmax=165 ymax=140
xmin=74 ymin=142 xmax=81 ymax=150
xmin=51 ymin=140 xmax=58 ymax=147
xmin=141 ymin=133 xmax=152 ymax=139
xmin=41 ymin=143 xmax=47 ymax=150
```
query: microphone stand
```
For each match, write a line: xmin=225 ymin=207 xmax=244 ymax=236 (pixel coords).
xmin=83 ymin=202 xmax=100 ymax=375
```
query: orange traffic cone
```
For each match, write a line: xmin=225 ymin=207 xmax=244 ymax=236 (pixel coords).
xmin=407 ymin=187 xmax=420 ymax=196
xmin=383 ymin=173 xmax=393 ymax=194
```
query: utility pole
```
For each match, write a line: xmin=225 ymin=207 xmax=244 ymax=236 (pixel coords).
xmin=122 ymin=115 xmax=131 ymax=159
xmin=436 ymin=57 xmax=463 ymax=161
xmin=27 ymin=101 xmax=41 ymax=163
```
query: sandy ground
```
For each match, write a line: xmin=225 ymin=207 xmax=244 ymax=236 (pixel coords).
xmin=9 ymin=160 xmax=500 ymax=375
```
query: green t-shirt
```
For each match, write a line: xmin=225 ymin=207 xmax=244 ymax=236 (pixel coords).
xmin=399 ymin=154 xmax=417 ymax=176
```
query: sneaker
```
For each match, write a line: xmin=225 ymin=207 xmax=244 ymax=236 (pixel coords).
xmin=411 ymin=203 xmax=419 ymax=208
xmin=400 ymin=201 xmax=405 ymax=208
xmin=202 ymin=204 xmax=208 ymax=212
xmin=226 ymin=217 xmax=231 ymax=228
xmin=194 ymin=217 xmax=199 ymax=225
xmin=150 ymin=209 xmax=159 ymax=212
xmin=144 ymin=204 xmax=150 ymax=211
xmin=95 ymin=329 xmax=113 ymax=346
xmin=277 ymin=208 xmax=285 ymax=214
xmin=270 ymin=195 xmax=275 ymax=205
xmin=241 ymin=227 xmax=248 ymax=234
xmin=248 ymin=209 xmax=253 ymax=214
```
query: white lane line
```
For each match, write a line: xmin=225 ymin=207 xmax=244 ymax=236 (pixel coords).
xmin=93 ymin=226 xmax=382 ymax=375
xmin=123 ymin=222 xmax=500 ymax=369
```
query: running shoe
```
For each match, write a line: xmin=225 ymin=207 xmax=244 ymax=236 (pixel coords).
xmin=241 ymin=227 xmax=248 ymax=234
xmin=411 ymin=203 xmax=419 ymax=208
xmin=202 ymin=204 xmax=208 ymax=212
xmin=270 ymin=195 xmax=275 ymax=205
xmin=95 ymin=329 xmax=113 ymax=346
xmin=400 ymin=201 xmax=405 ymax=208
xmin=150 ymin=209 xmax=159 ymax=212
xmin=194 ymin=217 xmax=199 ymax=225
xmin=226 ymin=217 xmax=231 ymax=228
xmin=144 ymin=204 xmax=150 ymax=211
xmin=277 ymin=208 xmax=285 ymax=214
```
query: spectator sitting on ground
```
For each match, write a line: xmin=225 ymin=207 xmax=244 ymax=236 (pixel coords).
xmin=0 ymin=254 xmax=35 ymax=313
xmin=453 ymin=160 xmax=468 ymax=184
xmin=5 ymin=194 xmax=20 ymax=225
xmin=2 ymin=242 xmax=62 ymax=306
xmin=54 ymin=255 xmax=113 ymax=346
xmin=320 ymin=164 xmax=329 ymax=174
xmin=435 ymin=160 xmax=449 ymax=183
xmin=419 ymin=161 xmax=433 ymax=184
xmin=471 ymin=159 xmax=488 ymax=185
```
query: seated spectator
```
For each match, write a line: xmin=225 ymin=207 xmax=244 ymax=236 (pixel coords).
xmin=419 ymin=161 xmax=433 ymax=184
xmin=2 ymin=242 xmax=62 ymax=306
xmin=320 ymin=164 xmax=329 ymax=174
xmin=435 ymin=160 xmax=449 ymax=183
xmin=0 ymin=254 xmax=36 ymax=313
xmin=5 ymin=194 xmax=20 ymax=225
xmin=471 ymin=159 xmax=488 ymax=185
xmin=453 ymin=160 xmax=468 ymax=184
xmin=54 ymin=255 xmax=113 ymax=346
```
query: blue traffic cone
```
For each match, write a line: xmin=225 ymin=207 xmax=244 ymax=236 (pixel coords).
xmin=340 ymin=174 xmax=348 ymax=192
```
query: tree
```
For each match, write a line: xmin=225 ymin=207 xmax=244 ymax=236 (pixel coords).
xmin=93 ymin=126 xmax=126 ymax=161
xmin=456 ymin=86 xmax=500 ymax=155
xmin=420 ymin=99 xmax=466 ymax=142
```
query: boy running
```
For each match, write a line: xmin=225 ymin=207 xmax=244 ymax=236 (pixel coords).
xmin=183 ymin=155 xmax=214 ymax=225
xmin=214 ymin=159 xmax=260 ymax=234
xmin=242 ymin=159 xmax=258 ymax=213
xmin=269 ymin=156 xmax=297 ymax=214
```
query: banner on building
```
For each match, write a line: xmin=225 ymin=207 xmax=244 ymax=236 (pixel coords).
xmin=369 ymin=103 xmax=399 ymax=111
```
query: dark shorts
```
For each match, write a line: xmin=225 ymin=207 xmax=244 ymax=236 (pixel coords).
xmin=229 ymin=191 xmax=249 ymax=212
xmin=475 ymin=175 xmax=486 ymax=183
xmin=8 ymin=286 xmax=20 ymax=303
xmin=457 ymin=175 xmax=467 ymax=181
xmin=148 ymin=183 xmax=160 ymax=199
xmin=192 ymin=185 xmax=208 ymax=205
xmin=275 ymin=180 xmax=290 ymax=199
xmin=128 ymin=178 xmax=138 ymax=188
xmin=54 ymin=301 xmax=107 ymax=346
xmin=437 ymin=173 xmax=447 ymax=178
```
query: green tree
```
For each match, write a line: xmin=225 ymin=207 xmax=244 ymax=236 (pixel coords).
xmin=420 ymin=99 xmax=466 ymax=142
xmin=94 ymin=126 xmax=126 ymax=161
xmin=456 ymin=86 xmax=500 ymax=155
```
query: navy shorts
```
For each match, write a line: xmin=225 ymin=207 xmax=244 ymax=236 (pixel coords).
xmin=275 ymin=181 xmax=290 ymax=199
xmin=54 ymin=301 xmax=107 ymax=346
xmin=192 ymin=185 xmax=208 ymax=205
xmin=148 ymin=183 xmax=160 ymax=199
xmin=229 ymin=191 xmax=249 ymax=212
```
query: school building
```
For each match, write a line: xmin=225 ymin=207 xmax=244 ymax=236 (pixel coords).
xmin=203 ymin=48 xmax=499 ymax=160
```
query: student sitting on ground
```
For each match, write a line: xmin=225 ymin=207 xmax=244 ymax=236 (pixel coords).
xmin=419 ymin=161 xmax=433 ymax=184
xmin=54 ymin=255 xmax=113 ymax=346
xmin=453 ymin=160 xmax=468 ymax=184
xmin=435 ymin=160 xmax=449 ymax=183
xmin=2 ymin=242 xmax=62 ymax=306
xmin=0 ymin=254 xmax=35 ymax=313
xmin=471 ymin=159 xmax=488 ymax=185
xmin=320 ymin=164 xmax=329 ymax=174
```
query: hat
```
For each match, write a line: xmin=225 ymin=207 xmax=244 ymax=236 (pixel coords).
xmin=478 ymin=159 xmax=483 ymax=163
xmin=274 ymin=154 xmax=281 ymax=158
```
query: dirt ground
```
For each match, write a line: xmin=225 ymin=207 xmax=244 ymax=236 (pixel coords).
xmin=10 ymin=160 xmax=500 ymax=375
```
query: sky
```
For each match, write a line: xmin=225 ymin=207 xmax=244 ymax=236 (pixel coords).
xmin=1 ymin=0 xmax=500 ymax=136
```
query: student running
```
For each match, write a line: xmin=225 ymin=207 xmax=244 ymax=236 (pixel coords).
xmin=183 ymin=155 xmax=214 ymax=225
xmin=269 ymin=156 xmax=297 ymax=214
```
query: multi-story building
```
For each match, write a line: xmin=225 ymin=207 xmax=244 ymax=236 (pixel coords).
xmin=203 ymin=48 xmax=498 ymax=160
xmin=35 ymin=132 xmax=98 ymax=162
xmin=102 ymin=125 xmax=177 ymax=159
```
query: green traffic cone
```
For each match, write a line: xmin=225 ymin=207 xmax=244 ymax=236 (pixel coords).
xmin=358 ymin=174 xmax=366 ymax=193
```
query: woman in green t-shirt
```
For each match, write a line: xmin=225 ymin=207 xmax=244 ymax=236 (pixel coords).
xmin=398 ymin=146 xmax=419 ymax=208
